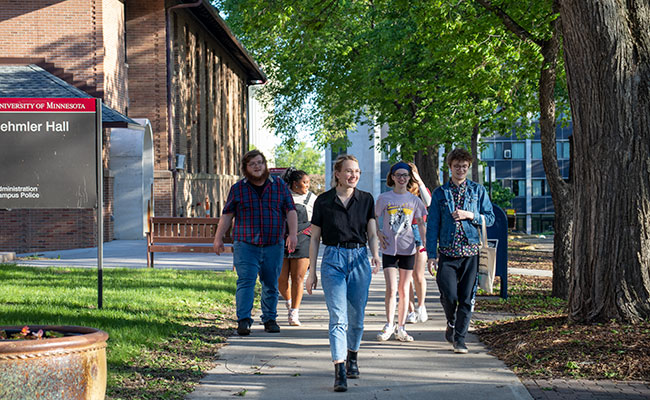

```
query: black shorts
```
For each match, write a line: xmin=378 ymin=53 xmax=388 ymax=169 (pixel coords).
xmin=382 ymin=254 xmax=416 ymax=270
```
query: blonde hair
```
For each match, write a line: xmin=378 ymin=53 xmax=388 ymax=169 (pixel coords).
xmin=332 ymin=154 xmax=359 ymax=188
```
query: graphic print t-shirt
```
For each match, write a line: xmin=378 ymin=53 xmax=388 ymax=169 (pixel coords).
xmin=375 ymin=191 xmax=427 ymax=256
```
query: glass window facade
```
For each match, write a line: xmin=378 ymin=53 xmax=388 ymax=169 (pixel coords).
xmin=512 ymin=142 xmax=525 ymax=159
xmin=532 ymin=142 xmax=542 ymax=159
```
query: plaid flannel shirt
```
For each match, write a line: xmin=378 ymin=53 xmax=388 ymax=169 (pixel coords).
xmin=222 ymin=176 xmax=296 ymax=245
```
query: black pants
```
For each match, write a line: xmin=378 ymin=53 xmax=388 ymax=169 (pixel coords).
xmin=436 ymin=253 xmax=479 ymax=342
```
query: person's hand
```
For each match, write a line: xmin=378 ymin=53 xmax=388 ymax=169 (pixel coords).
xmin=427 ymin=258 xmax=438 ymax=276
xmin=371 ymin=256 xmax=382 ymax=274
xmin=213 ymin=237 xmax=225 ymax=255
xmin=377 ymin=231 xmax=389 ymax=249
xmin=286 ymin=233 xmax=298 ymax=253
xmin=452 ymin=210 xmax=474 ymax=221
xmin=411 ymin=167 xmax=422 ymax=184
xmin=305 ymin=268 xmax=317 ymax=294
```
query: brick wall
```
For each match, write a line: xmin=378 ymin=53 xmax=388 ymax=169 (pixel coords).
xmin=125 ymin=0 xmax=169 ymax=170
xmin=0 ymin=0 xmax=103 ymax=94
xmin=169 ymin=8 xmax=249 ymax=217
xmin=102 ymin=0 xmax=128 ymax=113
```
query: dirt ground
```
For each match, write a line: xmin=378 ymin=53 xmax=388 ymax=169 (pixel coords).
xmin=473 ymin=240 xmax=650 ymax=382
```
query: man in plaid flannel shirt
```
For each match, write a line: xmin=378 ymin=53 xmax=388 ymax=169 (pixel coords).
xmin=213 ymin=150 xmax=298 ymax=336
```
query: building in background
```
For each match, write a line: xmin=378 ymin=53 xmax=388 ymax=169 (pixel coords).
xmin=326 ymin=119 xmax=572 ymax=234
xmin=480 ymin=121 xmax=572 ymax=234
xmin=0 ymin=0 xmax=265 ymax=252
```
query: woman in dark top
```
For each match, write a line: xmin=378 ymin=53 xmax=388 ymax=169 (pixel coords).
xmin=278 ymin=168 xmax=316 ymax=326
xmin=305 ymin=154 xmax=381 ymax=392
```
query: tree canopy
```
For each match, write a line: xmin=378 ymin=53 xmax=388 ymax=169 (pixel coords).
xmin=215 ymin=0 xmax=544 ymax=160
xmin=273 ymin=141 xmax=325 ymax=175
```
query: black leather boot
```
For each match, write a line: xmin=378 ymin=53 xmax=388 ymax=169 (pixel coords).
xmin=346 ymin=350 xmax=359 ymax=379
xmin=334 ymin=362 xmax=347 ymax=392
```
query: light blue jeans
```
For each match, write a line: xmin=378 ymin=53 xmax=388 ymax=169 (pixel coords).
xmin=233 ymin=240 xmax=284 ymax=323
xmin=320 ymin=245 xmax=372 ymax=362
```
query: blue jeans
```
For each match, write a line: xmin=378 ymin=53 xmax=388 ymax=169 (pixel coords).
xmin=233 ymin=240 xmax=284 ymax=323
xmin=320 ymin=245 xmax=372 ymax=362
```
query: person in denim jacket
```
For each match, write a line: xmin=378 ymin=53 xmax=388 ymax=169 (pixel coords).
xmin=426 ymin=148 xmax=494 ymax=354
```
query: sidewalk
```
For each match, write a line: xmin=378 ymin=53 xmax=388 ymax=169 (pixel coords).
xmin=186 ymin=273 xmax=532 ymax=400
xmin=6 ymin=240 xmax=648 ymax=399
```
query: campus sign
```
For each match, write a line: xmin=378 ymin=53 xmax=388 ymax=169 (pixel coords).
xmin=0 ymin=98 xmax=100 ymax=209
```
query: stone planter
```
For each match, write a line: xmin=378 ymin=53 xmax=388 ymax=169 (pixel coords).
xmin=0 ymin=325 xmax=108 ymax=400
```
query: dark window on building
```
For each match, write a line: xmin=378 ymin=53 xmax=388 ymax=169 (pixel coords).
xmin=512 ymin=179 xmax=526 ymax=197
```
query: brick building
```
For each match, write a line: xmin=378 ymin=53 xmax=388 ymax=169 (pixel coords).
xmin=0 ymin=0 xmax=265 ymax=252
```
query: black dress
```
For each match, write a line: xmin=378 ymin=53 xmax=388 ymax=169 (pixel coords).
xmin=285 ymin=192 xmax=313 ymax=259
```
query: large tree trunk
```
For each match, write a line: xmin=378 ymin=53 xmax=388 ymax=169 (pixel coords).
xmin=539 ymin=1 xmax=572 ymax=300
xmin=415 ymin=146 xmax=441 ymax=191
xmin=560 ymin=1 xmax=650 ymax=322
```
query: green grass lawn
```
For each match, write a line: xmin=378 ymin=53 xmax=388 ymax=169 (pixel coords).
xmin=0 ymin=264 xmax=238 ymax=399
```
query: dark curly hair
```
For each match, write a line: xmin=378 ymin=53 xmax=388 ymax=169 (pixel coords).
xmin=281 ymin=167 xmax=308 ymax=190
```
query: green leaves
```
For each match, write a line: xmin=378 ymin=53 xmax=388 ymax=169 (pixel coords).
xmin=215 ymin=0 xmax=560 ymax=159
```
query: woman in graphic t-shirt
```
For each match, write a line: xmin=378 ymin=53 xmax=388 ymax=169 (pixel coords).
xmin=375 ymin=162 xmax=427 ymax=342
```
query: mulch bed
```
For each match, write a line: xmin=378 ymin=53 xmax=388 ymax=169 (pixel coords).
xmin=473 ymin=246 xmax=650 ymax=382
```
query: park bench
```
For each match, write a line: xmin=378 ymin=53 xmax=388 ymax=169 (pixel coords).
xmin=146 ymin=216 xmax=232 ymax=268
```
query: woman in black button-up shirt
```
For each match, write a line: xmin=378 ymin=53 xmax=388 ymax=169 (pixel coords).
xmin=305 ymin=154 xmax=381 ymax=392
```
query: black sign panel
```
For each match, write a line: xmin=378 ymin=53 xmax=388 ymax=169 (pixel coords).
xmin=0 ymin=98 xmax=99 ymax=208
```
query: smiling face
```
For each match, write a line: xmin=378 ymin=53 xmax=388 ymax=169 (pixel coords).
xmin=391 ymin=168 xmax=410 ymax=190
xmin=245 ymin=155 xmax=269 ymax=183
xmin=335 ymin=160 xmax=360 ymax=189
xmin=449 ymin=160 xmax=470 ymax=184
xmin=292 ymin=175 xmax=310 ymax=195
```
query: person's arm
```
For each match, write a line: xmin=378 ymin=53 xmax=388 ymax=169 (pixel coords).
xmin=286 ymin=209 xmax=298 ymax=253
xmin=367 ymin=218 xmax=381 ymax=274
xmin=411 ymin=167 xmax=432 ymax=206
xmin=473 ymin=185 xmax=495 ymax=227
xmin=426 ymin=192 xmax=441 ymax=275
xmin=213 ymin=213 xmax=234 ymax=255
xmin=305 ymin=224 xmax=321 ymax=294
xmin=415 ymin=216 xmax=426 ymax=250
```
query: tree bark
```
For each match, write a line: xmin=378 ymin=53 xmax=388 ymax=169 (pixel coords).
xmin=471 ymin=123 xmax=480 ymax=182
xmin=560 ymin=0 xmax=650 ymax=322
xmin=476 ymin=0 xmax=574 ymax=300
xmin=539 ymin=0 xmax=572 ymax=300
xmin=415 ymin=146 xmax=441 ymax=191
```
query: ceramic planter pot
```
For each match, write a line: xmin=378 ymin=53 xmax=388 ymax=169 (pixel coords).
xmin=0 ymin=325 xmax=108 ymax=400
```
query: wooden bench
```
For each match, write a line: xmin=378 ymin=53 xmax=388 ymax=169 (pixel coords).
xmin=146 ymin=216 xmax=232 ymax=268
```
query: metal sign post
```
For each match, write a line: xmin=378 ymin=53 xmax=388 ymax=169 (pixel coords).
xmin=96 ymin=99 xmax=103 ymax=309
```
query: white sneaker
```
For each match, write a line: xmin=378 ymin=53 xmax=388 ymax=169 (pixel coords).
xmin=288 ymin=309 xmax=301 ymax=326
xmin=285 ymin=299 xmax=292 ymax=310
xmin=417 ymin=305 xmax=428 ymax=323
xmin=396 ymin=327 xmax=414 ymax=342
xmin=406 ymin=312 xmax=418 ymax=324
xmin=376 ymin=323 xmax=396 ymax=341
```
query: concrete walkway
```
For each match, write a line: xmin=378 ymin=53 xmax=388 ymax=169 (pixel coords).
xmin=13 ymin=240 xmax=235 ymax=271
xmin=9 ymin=240 xmax=534 ymax=399
xmin=187 ymin=271 xmax=532 ymax=400
xmin=8 ymin=240 xmax=648 ymax=399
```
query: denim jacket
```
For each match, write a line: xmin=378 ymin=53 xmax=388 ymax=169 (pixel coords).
xmin=425 ymin=180 xmax=495 ymax=260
